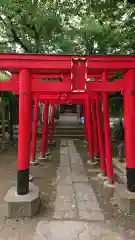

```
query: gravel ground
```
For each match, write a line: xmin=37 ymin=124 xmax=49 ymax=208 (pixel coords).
xmin=0 ymin=140 xmax=60 ymax=239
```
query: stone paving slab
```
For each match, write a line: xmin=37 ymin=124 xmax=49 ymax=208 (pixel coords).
xmin=79 ymin=210 xmax=104 ymax=221
xmin=60 ymin=154 xmax=70 ymax=166
xmin=35 ymin=220 xmax=124 ymax=240
xmin=77 ymin=200 xmax=102 ymax=212
xmin=68 ymin=147 xmax=78 ymax=157
xmin=55 ymin=185 xmax=75 ymax=203
xmin=60 ymin=139 xmax=67 ymax=146
xmin=56 ymin=166 xmax=72 ymax=185
xmin=74 ymin=182 xmax=104 ymax=221
xmin=70 ymin=154 xmax=83 ymax=165
xmin=71 ymin=164 xmax=89 ymax=183
xmin=74 ymin=183 xmax=98 ymax=202
xmin=60 ymin=146 xmax=69 ymax=155
xmin=53 ymin=141 xmax=77 ymax=220
xmin=67 ymin=139 xmax=74 ymax=146
xmin=53 ymin=140 xmax=104 ymax=222
xmin=53 ymin=184 xmax=76 ymax=220
xmin=53 ymin=208 xmax=76 ymax=220
xmin=55 ymin=200 xmax=76 ymax=211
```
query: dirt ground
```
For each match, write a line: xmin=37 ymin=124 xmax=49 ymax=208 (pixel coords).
xmin=0 ymin=140 xmax=60 ymax=239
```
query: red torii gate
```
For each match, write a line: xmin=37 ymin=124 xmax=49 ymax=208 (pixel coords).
xmin=0 ymin=54 xmax=134 ymax=196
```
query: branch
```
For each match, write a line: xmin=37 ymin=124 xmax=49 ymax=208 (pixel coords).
xmin=6 ymin=15 xmax=31 ymax=52
xmin=22 ymin=16 xmax=43 ymax=38
xmin=0 ymin=15 xmax=7 ymax=25
xmin=32 ymin=0 xmax=39 ymax=6
xmin=21 ymin=21 xmax=41 ymax=52
xmin=0 ymin=40 xmax=14 ymax=45
xmin=10 ymin=27 xmax=30 ymax=52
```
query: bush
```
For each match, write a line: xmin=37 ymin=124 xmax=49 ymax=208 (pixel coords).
xmin=112 ymin=118 xmax=124 ymax=141
xmin=112 ymin=119 xmax=125 ymax=162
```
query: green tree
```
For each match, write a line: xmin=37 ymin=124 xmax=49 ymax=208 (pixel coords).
xmin=0 ymin=0 xmax=64 ymax=53
xmin=0 ymin=0 xmax=134 ymax=55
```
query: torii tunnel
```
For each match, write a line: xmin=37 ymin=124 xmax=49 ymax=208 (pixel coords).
xmin=0 ymin=54 xmax=134 ymax=195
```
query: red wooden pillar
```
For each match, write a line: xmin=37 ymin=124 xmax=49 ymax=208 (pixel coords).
xmin=96 ymin=94 xmax=107 ymax=176
xmin=17 ymin=69 xmax=32 ymax=195
xmin=83 ymin=104 xmax=88 ymax=143
xmin=85 ymin=98 xmax=94 ymax=161
xmin=124 ymin=70 xmax=135 ymax=192
xmin=102 ymin=72 xmax=114 ymax=183
xmin=49 ymin=104 xmax=55 ymax=144
xmin=91 ymin=99 xmax=99 ymax=158
xmin=31 ymin=95 xmax=39 ymax=164
xmin=40 ymin=101 xmax=49 ymax=159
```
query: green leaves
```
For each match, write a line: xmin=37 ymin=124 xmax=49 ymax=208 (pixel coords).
xmin=0 ymin=0 xmax=134 ymax=55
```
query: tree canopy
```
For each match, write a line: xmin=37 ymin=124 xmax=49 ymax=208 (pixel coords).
xmin=0 ymin=0 xmax=134 ymax=55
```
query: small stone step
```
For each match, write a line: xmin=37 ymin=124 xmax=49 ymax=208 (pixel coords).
xmin=48 ymin=128 xmax=84 ymax=131
xmin=38 ymin=121 xmax=84 ymax=139
xmin=49 ymin=125 xmax=84 ymax=129
xmin=38 ymin=131 xmax=84 ymax=138
xmin=50 ymin=135 xmax=84 ymax=139
xmin=47 ymin=128 xmax=83 ymax=131
xmin=48 ymin=131 xmax=84 ymax=135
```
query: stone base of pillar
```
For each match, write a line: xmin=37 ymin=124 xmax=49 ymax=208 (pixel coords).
xmin=114 ymin=183 xmax=135 ymax=213
xmin=38 ymin=152 xmax=52 ymax=162
xmin=45 ymin=151 xmax=51 ymax=156
xmin=4 ymin=183 xmax=40 ymax=218
xmin=48 ymin=141 xmax=56 ymax=147
xmin=29 ymin=174 xmax=33 ymax=182
xmin=30 ymin=160 xmax=39 ymax=166
xmin=87 ymin=160 xmax=99 ymax=168
xmin=38 ymin=155 xmax=49 ymax=162
xmin=94 ymin=156 xmax=100 ymax=162
xmin=97 ymin=173 xmax=108 ymax=182
xmin=104 ymin=179 xmax=115 ymax=188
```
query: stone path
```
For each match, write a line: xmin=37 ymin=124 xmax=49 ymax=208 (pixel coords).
xmin=53 ymin=139 xmax=104 ymax=221
xmin=34 ymin=140 xmax=126 ymax=239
